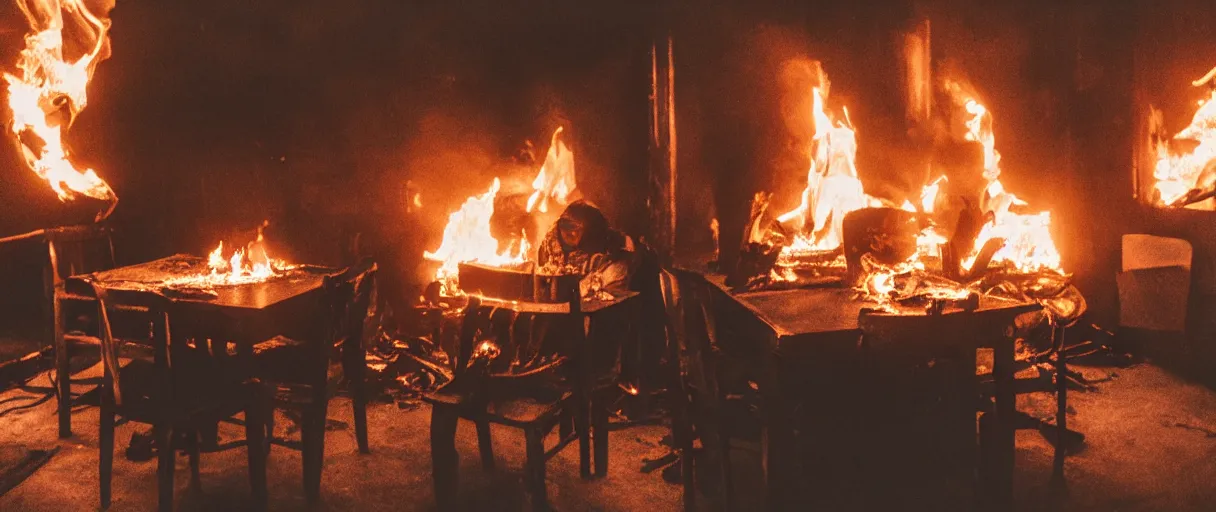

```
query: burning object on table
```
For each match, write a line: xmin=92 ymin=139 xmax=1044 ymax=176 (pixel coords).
xmin=422 ymin=127 xmax=576 ymax=297
xmin=160 ymin=221 xmax=298 ymax=295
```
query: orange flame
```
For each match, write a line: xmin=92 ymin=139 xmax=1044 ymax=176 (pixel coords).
xmin=526 ymin=126 xmax=576 ymax=214
xmin=1153 ymin=65 xmax=1216 ymax=209
xmin=424 ymin=178 xmax=530 ymax=295
xmin=777 ymin=66 xmax=871 ymax=257
xmin=943 ymin=82 xmax=1063 ymax=274
xmin=165 ymin=221 xmax=294 ymax=288
xmin=4 ymin=0 xmax=117 ymax=216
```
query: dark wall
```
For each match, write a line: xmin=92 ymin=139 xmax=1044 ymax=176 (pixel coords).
xmin=0 ymin=0 xmax=1166 ymax=328
xmin=0 ymin=0 xmax=652 ymax=316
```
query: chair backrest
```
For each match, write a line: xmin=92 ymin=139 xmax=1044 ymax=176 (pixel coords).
xmin=857 ymin=308 xmax=979 ymax=359
xmin=323 ymin=258 xmax=378 ymax=351
xmin=454 ymin=277 xmax=585 ymax=379
xmin=48 ymin=226 xmax=116 ymax=284
xmin=91 ymin=282 xmax=172 ymax=409
xmin=658 ymin=269 xmax=720 ymax=395
xmin=659 ymin=269 xmax=717 ymax=358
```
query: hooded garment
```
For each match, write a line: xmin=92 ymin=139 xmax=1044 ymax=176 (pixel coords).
xmin=537 ymin=200 xmax=633 ymax=297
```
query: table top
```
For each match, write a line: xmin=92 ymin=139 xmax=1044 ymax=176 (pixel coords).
xmin=685 ymin=270 xmax=1040 ymax=341
xmin=67 ymin=254 xmax=340 ymax=311
xmin=465 ymin=290 xmax=640 ymax=314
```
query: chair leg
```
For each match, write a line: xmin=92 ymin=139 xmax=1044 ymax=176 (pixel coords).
xmin=718 ymin=425 xmax=734 ymax=512
xmin=475 ymin=418 xmax=495 ymax=471
xmin=301 ymin=386 xmax=328 ymax=504
xmin=246 ymin=385 xmax=269 ymax=511
xmin=524 ymin=427 xmax=548 ymax=511
xmin=592 ymin=391 xmax=609 ymax=477
xmin=559 ymin=407 xmax=573 ymax=441
xmin=344 ymin=335 xmax=370 ymax=454
xmin=187 ymin=430 xmax=201 ymax=488
xmin=99 ymin=399 xmax=115 ymax=509
xmin=430 ymin=406 xmax=460 ymax=512
xmin=1052 ymin=343 xmax=1068 ymax=495
xmin=669 ymin=385 xmax=695 ymax=511
xmin=575 ymin=393 xmax=591 ymax=479
xmin=54 ymin=303 xmax=72 ymax=439
xmin=154 ymin=423 xmax=175 ymax=512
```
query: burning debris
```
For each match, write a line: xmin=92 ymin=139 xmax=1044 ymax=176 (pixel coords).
xmin=727 ymin=59 xmax=1074 ymax=320
xmin=1150 ymin=65 xmax=1216 ymax=209
xmin=161 ymin=221 xmax=297 ymax=291
xmin=526 ymin=126 xmax=576 ymax=214
xmin=3 ymin=0 xmax=118 ymax=221
xmin=423 ymin=127 xmax=576 ymax=296
xmin=423 ymin=178 xmax=531 ymax=296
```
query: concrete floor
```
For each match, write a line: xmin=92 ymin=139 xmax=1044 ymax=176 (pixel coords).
xmin=0 ymin=361 xmax=1214 ymax=511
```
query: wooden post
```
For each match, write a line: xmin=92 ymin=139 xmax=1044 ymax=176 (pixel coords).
xmin=649 ymin=34 xmax=677 ymax=265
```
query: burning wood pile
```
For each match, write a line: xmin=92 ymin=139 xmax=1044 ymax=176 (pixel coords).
xmin=1149 ymin=65 xmax=1216 ymax=209
xmin=728 ymin=62 xmax=1079 ymax=322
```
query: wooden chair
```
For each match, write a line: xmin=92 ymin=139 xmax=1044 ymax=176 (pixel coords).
xmin=250 ymin=259 xmax=378 ymax=503
xmin=40 ymin=225 xmax=125 ymax=438
xmin=92 ymin=282 xmax=270 ymax=512
xmin=660 ymin=269 xmax=751 ymax=512
xmin=425 ymin=282 xmax=621 ymax=511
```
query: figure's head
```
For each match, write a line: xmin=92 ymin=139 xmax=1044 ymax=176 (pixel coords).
xmin=557 ymin=200 xmax=608 ymax=251
xmin=558 ymin=217 xmax=584 ymax=247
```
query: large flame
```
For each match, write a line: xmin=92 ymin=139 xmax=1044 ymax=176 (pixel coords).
xmin=526 ymin=126 xmax=576 ymax=214
xmin=424 ymin=178 xmax=530 ymax=295
xmin=777 ymin=68 xmax=871 ymax=256
xmin=1152 ymin=65 xmax=1216 ymax=209
xmin=163 ymin=222 xmax=295 ymax=288
xmin=3 ymin=0 xmax=117 ymax=215
xmin=943 ymin=82 xmax=1063 ymax=274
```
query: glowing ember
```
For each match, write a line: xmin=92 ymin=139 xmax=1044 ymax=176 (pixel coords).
xmin=1152 ymin=65 xmax=1216 ymax=209
xmin=944 ymin=82 xmax=1063 ymax=274
xmin=423 ymin=178 xmax=530 ymax=295
xmin=4 ymin=0 xmax=117 ymax=217
xmin=526 ymin=126 xmax=576 ymax=214
xmin=777 ymin=65 xmax=871 ymax=256
xmin=164 ymin=222 xmax=295 ymax=288
xmin=472 ymin=339 xmax=501 ymax=361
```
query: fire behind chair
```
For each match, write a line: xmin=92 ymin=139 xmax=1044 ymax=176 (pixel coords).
xmin=91 ymin=282 xmax=271 ymax=511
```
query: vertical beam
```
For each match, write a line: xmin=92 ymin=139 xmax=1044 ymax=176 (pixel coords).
xmin=649 ymin=34 xmax=677 ymax=265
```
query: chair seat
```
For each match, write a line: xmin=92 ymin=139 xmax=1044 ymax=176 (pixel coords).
xmin=424 ymin=380 xmax=570 ymax=427
xmin=252 ymin=336 xmax=340 ymax=385
xmin=113 ymin=354 xmax=253 ymax=423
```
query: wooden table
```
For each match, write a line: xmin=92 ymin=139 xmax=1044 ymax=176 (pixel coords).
xmin=674 ymin=266 xmax=1039 ymax=511
xmin=67 ymin=254 xmax=353 ymax=499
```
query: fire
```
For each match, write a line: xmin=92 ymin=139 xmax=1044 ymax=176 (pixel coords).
xmin=943 ymin=82 xmax=1063 ymax=274
xmin=3 ymin=0 xmax=117 ymax=217
xmin=423 ymin=178 xmax=530 ymax=295
xmin=777 ymin=66 xmax=871 ymax=256
xmin=1152 ymin=65 xmax=1216 ymax=209
xmin=526 ymin=126 xmax=576 ymax=214
xmin=164 ymin=222 xmax=294 ymax=288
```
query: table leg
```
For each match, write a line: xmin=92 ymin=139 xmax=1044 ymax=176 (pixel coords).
xmin=53 ymin=293 xmax=72 ymax=439
xmin=987 ymin=335 xmax=1016 ymax=512
xmin=342 ymin=325 xmax=369 ymax=454
xmin=759 ymin=355 xmax=796 ymax=510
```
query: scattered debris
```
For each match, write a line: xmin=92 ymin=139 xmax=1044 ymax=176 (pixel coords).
xmin=1170 ymin=422 xmax=1216 ymax=438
